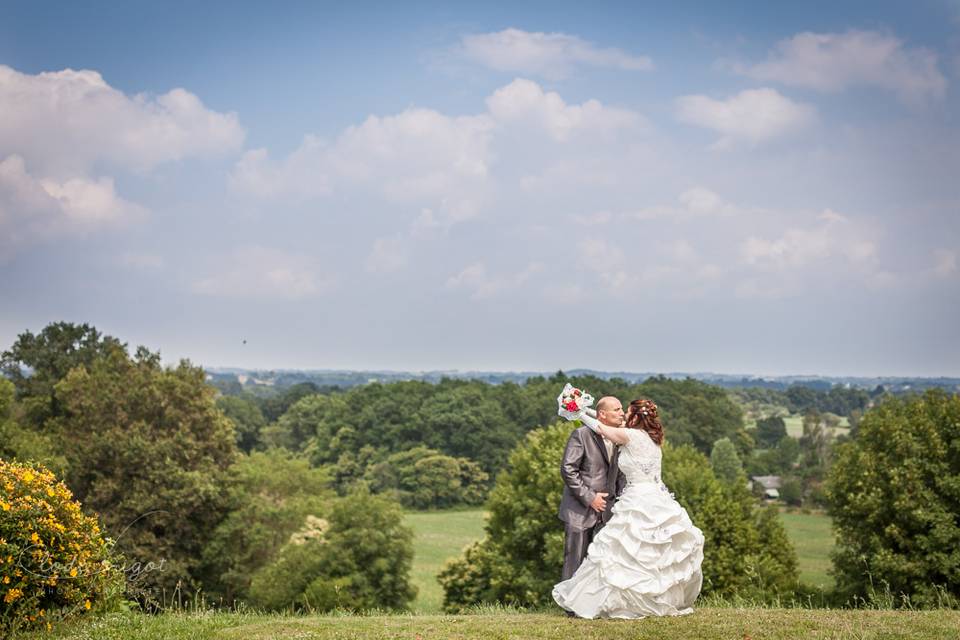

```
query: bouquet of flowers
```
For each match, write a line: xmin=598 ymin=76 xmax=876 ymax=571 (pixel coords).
xmin=557 ymin=383 xmax=600 ymax=431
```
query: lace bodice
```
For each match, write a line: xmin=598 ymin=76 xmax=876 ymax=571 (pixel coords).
xmin=618 ymin=429 xmax=662 ymax=484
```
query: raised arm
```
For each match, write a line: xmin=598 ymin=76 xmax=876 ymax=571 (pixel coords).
xmin=596 ymin=422 xmax=629 ymax=446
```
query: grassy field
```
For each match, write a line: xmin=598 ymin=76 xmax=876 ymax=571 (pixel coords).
xmin=404 ymin=509 xmax=488 ymax=613
xmin=779 ymin=510 xmax=835 ymax=587
xmin=782 ymin=415 xmax=850 ymax=438
xmin=25 ymin=609 xmax=960 ymax=639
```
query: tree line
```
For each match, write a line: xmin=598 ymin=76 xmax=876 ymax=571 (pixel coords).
xmin=3 ymin=321 xmax=956 ymax=612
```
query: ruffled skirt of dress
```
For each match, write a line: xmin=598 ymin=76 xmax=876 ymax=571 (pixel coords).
xmin=552 ymin=483 xmax=705 ymax=619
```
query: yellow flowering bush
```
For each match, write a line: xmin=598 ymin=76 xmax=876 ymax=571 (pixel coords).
xmin=0 ymin=459 xmax=121 ymax=633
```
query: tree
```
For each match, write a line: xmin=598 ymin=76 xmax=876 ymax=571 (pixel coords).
xmin=665 ymin=444 xmax=797 ymax=597
xmin=267 ymin=393 xmax=348 ymax=455
xmin=785 ymin=385 xmax=819 ymax=414
xmin=200 ymin=449 xmax=333 ymax=603
xmin=217 ymin=395 xmax=267 ymax=453
xmin=756 ymin=416 xmax=788 ymax=449
xmin=0 ymin=322 xmax=123 ymax=427
xmin=439 ymin=421 xmax=570 ymax=610
xmin=779 ymin=476 xmax=802 ymax=506
xmin=0 ymin=379 xmax=65 ymax=471
xmin=53 ymin=344 xmax=238 ymax=602
xmin=248 ymin=486 xmax=416 ymax=612
xmin=364 ymin=446 xmax=488 ymax=509
xmin=633 ymin=376 xmax=745 ymax=454
xmin=710 ymin=437 xmax=744 ymax=485
xmin=256 ymin=382 xmax=322 ymax=423
xmin=826 ymin=390 xmax=960 ymax=606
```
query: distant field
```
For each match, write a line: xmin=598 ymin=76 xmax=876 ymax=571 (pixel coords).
xmin=778 ymin=510 xmax=835 ymax=588
xmin=403 ymin=508 xmax=834 ymax=611
xmin=781 ymin=415 xmax=849 ymax=439
xmin=404 ymin=509 xmax=487 ymax=613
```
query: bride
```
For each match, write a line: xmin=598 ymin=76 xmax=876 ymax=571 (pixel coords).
xmin=552 ymin=398 xmax=704 ymax=619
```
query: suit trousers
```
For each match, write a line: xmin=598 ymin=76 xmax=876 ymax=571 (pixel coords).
xmin=562 ymin=521 xmax=601 ymax=581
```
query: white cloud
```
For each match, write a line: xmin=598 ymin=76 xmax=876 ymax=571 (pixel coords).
xmin=0 ymin=65 xmax=245 ymax=177
xmin=0 ymin=155 xmax=145 ymax=261
xmin=446 ymin=261 xmax=544 ymax=299
xmin=365 ymin=235 xmax=409 ymax=273
xmin=740 ymin=30 xmax=947 ymax=106
xmin=676 ymin=88 xmax=816 ymax=147
xmin=231 ymin=108 xmax=493 ymax=224
xmin=191 ymin=246 xmax=333 ymax=300
xmin=623 ymin=187 xmax=740 ymax=221
xmin=740 ymin=209 xmax=876 ymax=270
xmin=486 ymin=78 xmax=641 ymax=141
xmin=0 ymin=65 xmax=244 ymax=260
xmin=232 ymin=79 xmax=645 ymax=229
xmin=460 ymin=28 xmax=653 ymax=78
xmin=676 ymin=187 xmax=738 ymax=215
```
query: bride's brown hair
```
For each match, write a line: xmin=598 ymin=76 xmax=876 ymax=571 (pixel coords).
xmin=625 ymin=398 xmax=663 ymax=445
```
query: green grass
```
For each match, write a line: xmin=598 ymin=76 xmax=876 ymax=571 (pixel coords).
xmin=404 ymin=509 xmax=487 ymax=613
xmin=24 ymin=609 xmax=960 ymax=639
xmin=779 ymin=510 xmax=835 ymax=588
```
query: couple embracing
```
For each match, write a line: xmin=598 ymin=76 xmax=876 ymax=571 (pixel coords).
xmin=553 ymin=391 xmax=704 ymax=619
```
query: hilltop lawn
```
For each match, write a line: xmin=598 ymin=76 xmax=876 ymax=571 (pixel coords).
xmin=28 ymin=609 xmax=960 ymax=640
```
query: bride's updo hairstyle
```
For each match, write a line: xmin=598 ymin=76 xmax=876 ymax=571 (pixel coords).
xmin=625 ymin=398 xmax=663 ymax=445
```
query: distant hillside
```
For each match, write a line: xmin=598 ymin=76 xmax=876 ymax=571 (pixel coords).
xmin=204 ymin=367 xmax=960 ymax=395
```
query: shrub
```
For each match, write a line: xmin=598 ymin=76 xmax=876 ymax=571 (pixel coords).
xmin=199 ymin=450 xmax=333 ymax=604
xmin=0 ymin=460 xmax=122 ymax=633
xmin=248 ymin=486 xmax=416 ymax=612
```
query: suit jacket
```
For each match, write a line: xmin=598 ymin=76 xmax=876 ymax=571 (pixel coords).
xmin=558 ymin=425 xmax=626 ymax=531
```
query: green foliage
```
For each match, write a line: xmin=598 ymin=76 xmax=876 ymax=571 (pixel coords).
xmin=438 ymin=421 xmax=570 ymax=611
xmin=255 ymin=383 xmax=323 ymax=423
xmin=270 ymin=375 xmax=745 ymax=491
xmin=365 ymin=447 xmax=488 ymax=509
xmin=0 ymin=322 xmax=123 ymax=427
xmin=0 ymin=461 xmax=123 ymax=633
xmin=216 ymin=396 xmax=267 ymax=453
xmin=633 ymin=376 xmax=744 ymax=454
xmin=710 ymin=438 xmax=744 ymax=485
xmin=248 ymin=487 xmax=416 ymax=612
xmin=779 ymin=477 xmax=803 ymax=506
xmin=746 ymin=437 xmax=800 ymax=477
xmin=0 ymin=380 xmax=66 ymax=472
xmin=200 ymin=449 xmax=333 ymax=603
xmin=53 ymin=345 xmax=238 ymax=603
xmin=756 ymin=416 xmax=788 ymax=449
xmin=826 ymin=390 xmax=960 ymax=606
xmin=665 ymin=445 xmax=799 ymax=598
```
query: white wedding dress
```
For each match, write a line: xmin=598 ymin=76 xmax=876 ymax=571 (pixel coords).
xmin=552 ymin=428 xmax=704 ymax=619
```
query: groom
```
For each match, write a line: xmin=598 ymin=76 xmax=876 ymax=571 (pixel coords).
xmin=558 ymin=396 xmax=626 ymax=581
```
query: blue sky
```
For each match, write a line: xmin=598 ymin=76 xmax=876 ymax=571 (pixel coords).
xmin=1 ymin=1 xmax=958 ymax=376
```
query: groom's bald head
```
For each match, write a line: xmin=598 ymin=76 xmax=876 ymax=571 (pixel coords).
xmin=596 ymin=396 xmax=619 ymax=412
xmin=596 ymin=396 xmax=625 ymax=427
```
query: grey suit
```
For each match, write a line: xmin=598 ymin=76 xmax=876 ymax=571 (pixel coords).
xmin=558 ymin=425 xmax=625 ymax=580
